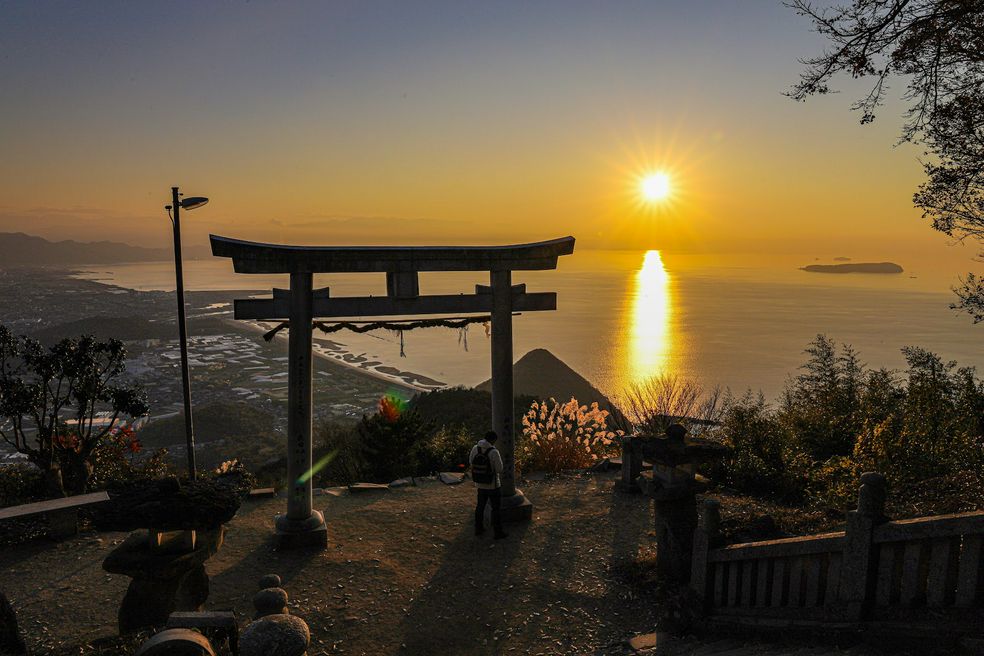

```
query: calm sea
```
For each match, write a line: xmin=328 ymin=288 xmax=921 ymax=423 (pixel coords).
xmin=74 ymin=250 xmax=984 ymax=403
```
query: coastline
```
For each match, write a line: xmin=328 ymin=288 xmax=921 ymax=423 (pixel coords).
xmin=64 ymin=265 xmax=444 ymax=396
xmin=231 ymin=319 xmax=443 ymax=394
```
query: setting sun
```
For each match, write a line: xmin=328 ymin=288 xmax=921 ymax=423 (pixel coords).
xmin=640 ymin=172 xmax=672 ymax=202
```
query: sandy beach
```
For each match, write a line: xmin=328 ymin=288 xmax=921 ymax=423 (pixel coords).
xmin=234 ymin=318 xmax=444 ymax=394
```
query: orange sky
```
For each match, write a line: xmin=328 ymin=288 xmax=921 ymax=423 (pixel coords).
xmin=0 ymin=2 xmax=970 ymax=268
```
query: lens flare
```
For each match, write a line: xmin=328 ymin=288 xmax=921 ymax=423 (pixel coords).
xmin=378 ymin=391 xmax=408 ymax=422
xmin=298 ymin=449 xmax=338 ymax=485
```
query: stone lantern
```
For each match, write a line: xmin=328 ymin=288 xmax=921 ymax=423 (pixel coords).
xmin=636 ymin=423 xmax=727 ymax=581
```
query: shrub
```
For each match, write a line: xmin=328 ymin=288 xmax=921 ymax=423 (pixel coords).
xmin=356 ymin=403 xmax=434 ymax=482
xmin=88 ymin=426 xmax=170 ymax=489
xmin=418 ymin=425 xmax=475 ymax=474
xmin=519 ymin=397 xmax=621 ymax=473
xmin=707 ymin=335 xmax=984 ymax=515
xmin=777 ymin=335 xmax=864 ymax=461
xmin=0 ymin=326 xmax=149 ymax=496
xmin=711 ymin=391 xmax=809 ymax=503
xmin=0 ymin=464 xmax=45 ymax=506
xmin=623 ymin=374 xmax=723 ymax=438
xmin=312 ymin=421 xmax=368 ymax=486
xmin=807 ymin=455 xmax=862 ymax=510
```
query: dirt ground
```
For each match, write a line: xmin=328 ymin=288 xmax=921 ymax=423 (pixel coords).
xmin=1 ymin=472 xmax=664 ymax=655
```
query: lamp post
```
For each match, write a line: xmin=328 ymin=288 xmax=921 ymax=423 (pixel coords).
xmin=165 ymin=186 xmax=208 ymax=481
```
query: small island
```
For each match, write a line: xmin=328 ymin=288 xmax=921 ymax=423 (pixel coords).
xmin=801 ymin=261 xmax=903 ymax=274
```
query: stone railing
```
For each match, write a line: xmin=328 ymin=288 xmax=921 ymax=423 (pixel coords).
xmin=690 ymin=473 xmax=984 ymax=628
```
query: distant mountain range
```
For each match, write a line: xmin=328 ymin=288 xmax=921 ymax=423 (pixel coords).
xmin=0 ymin=232 xmax=207 ymax=265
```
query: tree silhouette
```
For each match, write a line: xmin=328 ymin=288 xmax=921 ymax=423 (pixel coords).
xmin=789 ymin=0 xmax=984 ymax=320
xmin=0 ymin=325 xmax=148 ymax=496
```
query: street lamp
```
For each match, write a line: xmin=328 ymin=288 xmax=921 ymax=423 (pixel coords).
xmin=165 ymin=186 xmax=209 ymax=481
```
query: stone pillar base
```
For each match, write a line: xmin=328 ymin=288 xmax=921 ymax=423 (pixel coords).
xmin=653 ymin=491 xmax=698 ymax=582
xmin=274 ymin=510 xmax=328 ymax=549
xmin=499 ymin=489 xmax=533 ymax=522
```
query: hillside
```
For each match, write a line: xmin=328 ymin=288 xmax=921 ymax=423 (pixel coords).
xmin=476 ymin=348 xmax=626 ymax=424
xmin=409 ymin=387 xmax=537 ymax=439
xmin=0 ymin=232 xmax=207 ymax=266
xmin=137 ymin=401 xmax=281 ymax=469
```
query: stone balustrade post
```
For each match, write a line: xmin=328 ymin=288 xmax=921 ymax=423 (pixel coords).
xmin=838 ymin=471 xmax=888 ymax=621
xmin=615 ymin=435 xmax=643 ymax=493
xmin=690 ymin=498 xmax=721 ymax=602
xmin=652 ymin=482 xmax=699 ymax=582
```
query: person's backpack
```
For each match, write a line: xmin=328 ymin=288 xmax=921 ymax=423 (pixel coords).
xmin=471 ymin=446 xmax=496 ymax=485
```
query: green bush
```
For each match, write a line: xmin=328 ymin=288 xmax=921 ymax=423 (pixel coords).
xmin=356 ymin=409 xmax=434 ymax=482
xmin=711 ymin=391 xmax=809 ymax=503
xmin=709 ymin=335 xmax=984 ymax=515
xmin=88 ymin=427 xmax=171 ymax=489
xmin=0 ymin=464 xmax=45 ymax=506
xmin=418 ymin=425 xmax=475 ymax=474
xmin=409 ymin=386 xmax=536 ymax=441
xmin=777 ymin=335 xmax=864 ymax=461
xmin=312 ymin=421 xmax=369 ymax=486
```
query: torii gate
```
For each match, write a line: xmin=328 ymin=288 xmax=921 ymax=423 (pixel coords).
xmin=211 ymin=234 xmax=575 ymax=548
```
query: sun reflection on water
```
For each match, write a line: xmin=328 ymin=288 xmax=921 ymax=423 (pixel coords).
xmin=628 ymin=250 xmax=672 ymax=382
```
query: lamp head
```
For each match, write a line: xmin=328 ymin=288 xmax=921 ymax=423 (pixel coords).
xmin=179 ymin=196 xmax=209 ymax=211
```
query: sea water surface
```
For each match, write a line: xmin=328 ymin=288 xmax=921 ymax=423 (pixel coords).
xmin=75 ymin=250 xmax=984 ymax=403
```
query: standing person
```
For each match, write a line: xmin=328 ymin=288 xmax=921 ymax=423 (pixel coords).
xmin=469 ymin=430 xmax=507 ymax=539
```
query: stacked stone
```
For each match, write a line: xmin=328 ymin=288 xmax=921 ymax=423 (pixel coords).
xmin=240 ymin=574 xmax=311 ymax=656
xmin=133 ymin=573 xmax=313 ymax=656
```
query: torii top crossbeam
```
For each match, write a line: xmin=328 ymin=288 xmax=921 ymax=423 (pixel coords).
xmin=210 ymin=235 xmax=575 ymax=273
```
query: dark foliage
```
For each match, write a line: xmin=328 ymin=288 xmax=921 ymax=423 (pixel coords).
xmin=355 ymin=409 xmax=434 ymax=483
xmin=0 ymin=324 xmax=148 ymax=496
xmin=136 ymin=401 xmax=277 ymax=452
xmin=93 ymin=461 xmax=253 ymax=531
xmin=0 ymin=464 xmax=45 ymax=508
xmin=711 ymin=334 xmax=984 ymax=514
xmin=312 ymin=421 xmax=370 ymax=486
xmin=409 ymin=386 xmax=535 ymax=440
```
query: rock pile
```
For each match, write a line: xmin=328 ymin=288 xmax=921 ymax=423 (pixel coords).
xmin=240 ymin=574 xmax=311 ymax=656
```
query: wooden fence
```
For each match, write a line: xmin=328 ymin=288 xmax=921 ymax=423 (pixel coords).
xmin=690 ymin=472 xmax=984 ymax=628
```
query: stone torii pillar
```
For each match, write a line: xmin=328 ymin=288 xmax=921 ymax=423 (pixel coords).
xmin=277 ymin=271 xmax=327 ymax=547
xmin=490 ymin=270 xmax=530 ymax=519
xmin=212 ymin=234 xmax=575 ymax=547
